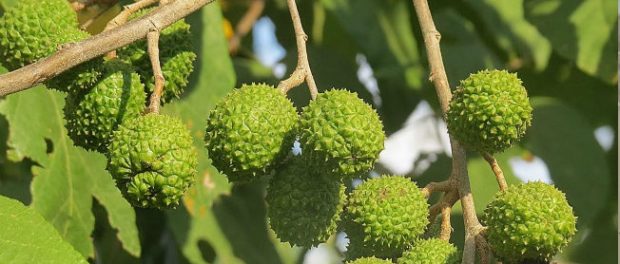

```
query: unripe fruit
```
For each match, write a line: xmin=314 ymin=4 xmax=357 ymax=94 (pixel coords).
xmin=299 ymin=89 xmax=384 ymax=179
xmin=0 ymin=0 xmax=78 ymax=70
xmin=447 ymin=70 xmax=532 ymax=153
xmin=266 ymin=158 xmax=346 ymax=247
xmin=65 ymin=60 xmax=146 ymax=152
xmin=118 ymin=8 xmax=196 ymax=103
xmin=346 ymin=257 xmax=393 ymax=264
xmin=0 ymin=0 xmax=102 ymax=92
xmin=482 ymin=182 xmax=577 ymax=263
xmin=108 ymin=113 xmax=198 ymax=209
xmin=204 ymin=83 xmax=298 ymax=183
xmin=397 ymin=239 xmax=460 ymax=264
xmin=344 ymin=176 xmax=429 ymax=259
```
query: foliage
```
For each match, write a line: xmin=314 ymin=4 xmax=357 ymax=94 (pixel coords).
xmin=0 ymin=0 xmax=616 ymax=263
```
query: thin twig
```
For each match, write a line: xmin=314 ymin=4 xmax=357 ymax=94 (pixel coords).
xmin=421 ymin=180 xmax=453 ymax=198
xmin=277 ymin=0 xmax=318 ymax=99
xmin=439 ymin=205 xmax=452 ymax=241
xmin=0 ymin=0 xmax=216 ymax=96
xmin=104 ymin=0 xmax=160 ymax=58
xmin=229 ymin=0 xmax=265 ymax=54
xmin=411 ymin=0 xmax=483 ymax=263
xmin=428 ymin=190 xmax=458 ymax=223
xmin=482 ymin=152 xmax=507 ymax=191
xmin=147 ymin=30 xmax=164 ymax=113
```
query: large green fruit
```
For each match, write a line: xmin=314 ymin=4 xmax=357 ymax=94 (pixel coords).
xmin=204 ymin=83 xmax=298 ymax=183
xmin=65 ymin=60 xmax=146 ymax=152
xmin=446 ymin=69 xmax=532 ymax=153
xmin=266 ymin=157 xmax=346 ymax=247
xmin=346 ymin=257 xmax=393 ymax=264
xmin=0 ymin=0 xmax=101 ymax=92
xmin=397 ymin=239 xmax=460 ymax=264
xmin=299 ymin=89 xmax=384 ymax=179
xmin=344 ymin=176 xmax=429 ymax=259
xmin=117 ymin=8 xmax=196 ymax=103
xmin=108 ymin=113 xmax=198 ymax=209
xmin=482 ymin=182 xmax=577 ymax=263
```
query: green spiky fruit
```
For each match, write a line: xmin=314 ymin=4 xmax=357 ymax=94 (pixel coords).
xmin=482 ymin=182 xmax=577 ymax=263
xmin=108 ymin=113 xmax=198 ymax=209
xmin=117 ymin=8 xmax=196 ymax=103
xmin=299 ymin=89 xmax=384 ymax=179
xmin=446 ymin=70 xmax=532 ymax=153
xmin=266 ymin=157 xmax=346 ymax=247
xmin=0 ymin=0 xmax=102 ymax=92
xmin=0 ymin=0 xmax=77 ymax=69
xmin=204 ymin=83 xmax=298 ymax=183
xmin=397 ymin=239 xmax=460 ymax=264
xmin=346 ymin=257 xmax=393 ymax=264
xmin=344 ymin=176 xmax=429 ymax=259
xmin=65 ymin=60 xmax=146 ymax=152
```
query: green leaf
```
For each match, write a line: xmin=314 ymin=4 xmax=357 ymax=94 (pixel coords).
xmin=0 ymin=195 xmax=88 ymax=264
xmin=320 ymin=0 xmax=424 ymax=132
xmin=524 ymin=0 xmax=618 ymax=83
xmin=92 ymin=170 xmax=141 ymax=256
xmin=212 ymin=183 xmax=288 ymax=264
xmin=434 ymin=8 xmax=502 ymax=87
xmin=0 ymin=87 xmax=140 ymax=258
xmin=525 ymin=97 xmax=610 ymax=226
xmin=464 ymin=0 xmax=552 ymax=70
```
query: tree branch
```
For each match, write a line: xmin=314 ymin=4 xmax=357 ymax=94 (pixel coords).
xmin=147 ymin=30 xmax=164 ymax=113
xmin=277 ymin=0 xmax=318 ymax=99
xmin=421 ymin=180 xmax=453 ymax=198
xmin=228 ymin=0 xmax=265 ymax=54
xmin=483 ymin=152 xmax=507 ymax=191
xmin=439 ymin=204 xmax=452 ymax=241
xmin=103 ymin=0 xmax=160 ymax=58
xmin=411 ymin=0 xmax=483 ymax=263
xmin=0 ymin=0 xmax=216 ymax=97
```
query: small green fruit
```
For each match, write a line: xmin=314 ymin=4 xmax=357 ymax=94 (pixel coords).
xmin=65 ymin=60 xmax=146 ymax=152
xmin=0 ymin=0 xmax=102 ymax=92
xmin=482 ymin=182 xmax=577 ymax=263
xmin=299 ymin=89 xmax=384 ymax=179
xmin=0 ymin=0 xmax=78 ymax=69
xmin=204 ymin=83 xmax=298 ymax=183
xmin=117 ymin=8 xmax=196 ymax=103
xmin=397 ymin=239 xmax=460 ymax=264
xmin=266 ymin=158 xmax=345 ymax=247
xmin=447 ymin=69 xmax=532 ymax=153
xmin=108 ymin=113 xmax=198 ymax=209
xmin=346 ymin=257 xmax=393 ymax=264
xmin=344 ymin=176 xmax=429 ymax=259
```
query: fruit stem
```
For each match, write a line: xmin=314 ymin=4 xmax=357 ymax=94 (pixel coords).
xmin=277 ymin=0 xmax=319 ymax=99
xmin=147 ymin=30 xmax=165 ymax=114
xmin=411 ymin=0 xmax=485 ymax=263
xmin=439 ymin=205 xmax=452 ymax=241
xmin=482 ymin=152 xmax=508 ymax=191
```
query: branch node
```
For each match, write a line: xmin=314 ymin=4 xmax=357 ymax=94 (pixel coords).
xmin=277 ymin=0 xmax=318 ymax=99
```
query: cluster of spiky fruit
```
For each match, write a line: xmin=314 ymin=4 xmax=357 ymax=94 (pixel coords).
xmin=0 ymin=0 xmax=198 ymax=209
xmin=0 ymin=2 xmax=578 ymax=260
xmin=204 ymin=84 xmax=387 ymax=247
